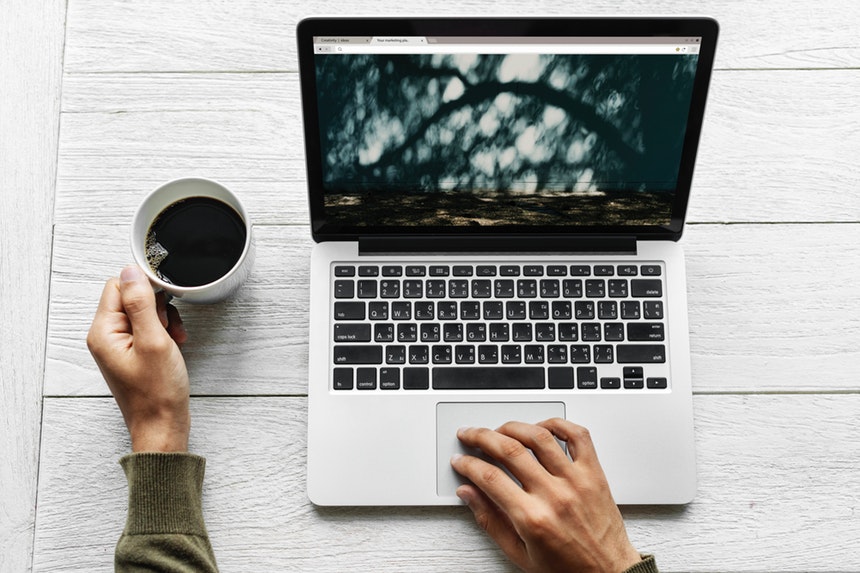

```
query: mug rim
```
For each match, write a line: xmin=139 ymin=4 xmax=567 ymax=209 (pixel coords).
xmin=130 ymin=176 xmax=253 ymax=294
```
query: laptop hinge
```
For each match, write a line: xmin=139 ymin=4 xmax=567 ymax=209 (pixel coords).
xmin=358 ymin=235 xmax=637 ymax=255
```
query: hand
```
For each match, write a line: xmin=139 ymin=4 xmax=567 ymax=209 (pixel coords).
xmin=451 ymin=418 xmax=642 ymax=573
xmin=87 ymin=265 xmax=190 ymax=453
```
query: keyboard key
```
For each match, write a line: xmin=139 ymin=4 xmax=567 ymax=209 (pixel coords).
xmin=382 ymin=265 xmax=402 ymax=277
xmin=380 ymin=368 xmax=400 ymax=389
xmin=552 ymin=301 xmax=572 ymax=320
xmin=429 ymin=266 xmax=449 ymax=276
xmin=368 ymin=301 xmax=388 ymax=320
xmin=574 ymin=301 xmax=595 ymax=320
xmin=402 ymin=280 xmax=423 ymax=298
xmin=523 ymin=265 xmax=544 ymax=276
xmin=334 ymin=280 xmax=354 ymax=298
xmin=547 ymin=345 xmax=568 ymax=363
xmin=594 ymin=345 xmax=614 ymax=363
xmin=386 ymin=345 xmax=406 ymax=364
xmin=548 ymin=366 xmax=574 ymax=389
xmin=585 ymin=279 xmax=605 ymax=298
xmin=476 ymin=265 xmax=497 ymax=276
xmin=409 ymin=345 xmax=429 ymax=364
xmin=454 ymin=345 xmax=475 ymax=364
xmin=631 ymin=279 xmax=663 ymax=297
xmin=621 ymin=301 xmax=641 ymax=320
xmin=562 ymin=279 xmax=583 ymax=298
xmin=477 ymin=345 xmax=498 ymax=364
xmin=391 ymin=301 xmax=411 ymax=320
xmin=334 ymin=302 xmax=365 ymax=320
xmin=506 ymin=301 xmax=527 ymax=320
xmin=517 ymin=279 xmax=537 ymax=298
xmin=494 ymin=279 xmax=515 ymax=298
xmin=437 ymin=301 xmax=458 ymax=320
xmin=403 ymin=367 xmax=430 ymax=390
xmin=357 ymin=280 xmax=377 ymax=298
xmin=397 ymin=323 xmax=417 ymax=342
xmin=432 ymin=367 xmax=545 ymax=390
xmin=647 ymin=377 xmax=668 ymax=389
xmin=512 ymin=323 xmax=532 ymax=341
xmin=535 ymin=323 xmax=555 ymax=342
xmin=415 ymin=302 xmax=434 ymax=320
xmin=334 ymin=324 xmax=371 ymax=342
xmin=466 ymin=323 xmax=487 ymax=342
xmin=358 ymin=266 xmax=379 ymax=277
xmin=569 ymin=265 xmax=591 ymax=276
xmin=601 ymin=377 xmax=621 ymax=389
xmin=472 ymin=279 xmax=492 ymax=298
xmin=333 ymin=345 xmax=383 ymax=365
xmin=643 ymin=301 xmax=664 ymax=319
xmin=547 ymin=265 xmax=567 ymax=276
xmin=501 ymin=345 xmax=522 ymax=364
xmin=460 ymin=302 xmax=480 ymax=320
xmin=443 ymin=323 xmax=463 ymax=342
xmin=598 ymin=301 xmax=618 ymax=320
xmin=540 ymin=279 xmax=560 ymax=298
xmin=374 ymin=323 xmax=394 ymax=343
xmin=432 ymin=345 xmax=452 ymax=364
xmin=604 ymin=323 xmax=624 ymax=341
xmin=570 ymin=345 xmax=591 ymax=363
xmin=356 ymin=367 xmax=377 ymax=390
xmin=640 ymin=265 xmax=662 ymax=276
xmin=500 ymin=265 xmax=520 ymax=276
xmin=594 ymin=265 xmax=614 ymax=276
xmin=523 ymin=345 xmax=544 ymax=363
xmin=581 ymin=323 xmax=601 ymax=341
xmin=426 ymin=280 xmax=446 ymax=298
xmin=617 ymin=265 xmax=638 ymax=276
xmin=627 ymin=323 xmax=665 ymax=341
xmin=489 ymin=323 xmax=509 ymax=342
xmin=449 ymin=279 xmax=469 ymax=298
xmin=577 ymin=367 xmax=598 ymax=389
xmin=406 ymin=266 xmax=426 ymax=277
xmin=529 ymin=301 xmax=549 ymax=320
xmin=608 ymin=279 xmax=629 ymax=298
xmin=558 ymin=323 xmax=578 ymax=341
xmin=334 ymin=266 xmax=355 ymax=277
xmin=333 ymin=368 xmax=354 ymax=390
xmin=483 ymin=301 xmax=503 ymax=320
xmin=420 ymin=323 xmax=441 ymax=342
xmin=380 ymin=280 xmax=400 ymax=298
xmin=453 ymin=265 xmax=473 ymax=276
xmin=617 ymin=345 xmax=666 ymax=363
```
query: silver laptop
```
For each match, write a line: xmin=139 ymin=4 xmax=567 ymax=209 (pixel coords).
xmin=298 ymin=17 xmax=718 ymax=505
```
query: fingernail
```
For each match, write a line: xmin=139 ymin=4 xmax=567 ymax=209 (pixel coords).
xmin=450 ymin=453 xmax=463 ymax=465
xmin=455 ymin=487 xmax=473 ymax=506
xmin=120 ymin=265 xmax=145 ymax=284
xmin=457 ymin=426 xmax=471 ymax=437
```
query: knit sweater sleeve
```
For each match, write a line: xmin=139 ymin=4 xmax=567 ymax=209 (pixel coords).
xmin=622 ymin=554 xmax=659 ymax=573
xmin=116 ymin=452 xmax=219 ymax=573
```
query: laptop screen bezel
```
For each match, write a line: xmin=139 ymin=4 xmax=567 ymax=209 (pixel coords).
xmin=297 ymin=17 xmax=718 ymax=243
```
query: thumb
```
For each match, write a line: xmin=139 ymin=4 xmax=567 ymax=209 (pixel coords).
xmin=119 ymin=265 xmax=164 ymax=340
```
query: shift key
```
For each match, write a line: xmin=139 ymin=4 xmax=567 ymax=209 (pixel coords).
xmin=617 ymin=344 xmax=666 ymax=363
xmin=334 ymin=345 xmax=383 ymax=364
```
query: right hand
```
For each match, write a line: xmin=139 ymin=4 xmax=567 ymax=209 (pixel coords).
xmin=451 ymin=418 xmax=643 ymax=573
xmin=87 ymin=265 xmax=191 ymax=453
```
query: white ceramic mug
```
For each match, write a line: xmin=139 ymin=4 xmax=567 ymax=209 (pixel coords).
xmin=130 ymin=177 xmax=254 ymax=304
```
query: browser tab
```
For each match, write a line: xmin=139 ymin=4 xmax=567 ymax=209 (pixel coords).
xmin=369 ymin=36 xmax=427 ymax=45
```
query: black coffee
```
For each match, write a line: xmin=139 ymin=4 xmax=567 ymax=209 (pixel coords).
xmin=145 ymin=196 xmax=246 ymax=287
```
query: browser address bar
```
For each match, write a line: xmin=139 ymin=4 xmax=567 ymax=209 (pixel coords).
xmin=315 ymin=44 xmax=698 ymax=55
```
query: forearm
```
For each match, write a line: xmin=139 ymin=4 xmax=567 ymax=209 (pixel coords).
xmin=117 ymin=453 xmax=218 ymax=573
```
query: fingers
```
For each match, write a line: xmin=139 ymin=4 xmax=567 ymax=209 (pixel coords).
xmin=450 ymin=449 xmax=528 ymax=516
xmin=495 ymin=420 xmax=572 ymax=477
xmin=165 ymin=303 xmax=188 ymax=347
xmin=538 ymin=418 xmax=601 ymax=469
xmin=456 ymin=426 xmax=551 ymax=491
xmin=456 ymin=484 xmax=529 ymax=570
xmin=118 ymin=265 xmax=167 ymax=345
xmin=87 ymin=277 xmax=125 ymax=352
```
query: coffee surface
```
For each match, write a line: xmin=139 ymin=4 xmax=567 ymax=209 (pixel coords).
xmin=145 ymin=196 xmax=246 ymax=287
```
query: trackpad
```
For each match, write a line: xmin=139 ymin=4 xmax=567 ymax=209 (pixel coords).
xmin=436 ymin=402 xmax=565 ymax=497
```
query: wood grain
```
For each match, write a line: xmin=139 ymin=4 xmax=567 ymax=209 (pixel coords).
xmin=32 ymin=395 xmax=860 ymax=572
xmin=44 ymin=223 xmax=860 ymax=396
xmin=63 ymin=0 xmax=860 ymax=73
xmin=0 ymin=0 xmax=66 ymax=571
xmin=55 ymin=70 xmax=860 ymax=226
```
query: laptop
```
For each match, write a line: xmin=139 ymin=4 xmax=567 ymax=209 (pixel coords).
xmin=298 ymin=17 xmax=718 ymax=505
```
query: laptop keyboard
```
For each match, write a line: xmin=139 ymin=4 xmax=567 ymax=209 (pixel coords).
xmin=330 ymin=262 xmax=670 ymax=392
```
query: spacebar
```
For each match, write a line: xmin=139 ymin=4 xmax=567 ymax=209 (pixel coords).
xmin=433 ymin=367 xmax=545 ymax=390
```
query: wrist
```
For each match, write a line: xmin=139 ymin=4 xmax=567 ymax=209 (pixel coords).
xmin=129 ymin=417 xmax=190 ymax=453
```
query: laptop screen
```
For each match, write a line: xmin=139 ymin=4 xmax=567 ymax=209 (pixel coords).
xmin=298 ymin=19 xmax=718 ymax=241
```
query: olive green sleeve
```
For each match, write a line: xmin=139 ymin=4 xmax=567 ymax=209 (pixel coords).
xmin=622 ymin=554 xmax=659 ymax=573
xmin=116 ymin=452 xmax=218 ymax=573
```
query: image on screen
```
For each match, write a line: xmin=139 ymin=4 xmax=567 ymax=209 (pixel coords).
xmin=314 ymin=49 xmax=698 ymax=228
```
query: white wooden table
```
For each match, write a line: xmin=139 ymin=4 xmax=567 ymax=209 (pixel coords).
xmin=2 ymin=1 xmax=860 ymax=571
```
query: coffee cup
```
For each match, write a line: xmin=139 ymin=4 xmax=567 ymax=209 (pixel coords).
xmin=130 ymin=177 xmax=254 ymax=304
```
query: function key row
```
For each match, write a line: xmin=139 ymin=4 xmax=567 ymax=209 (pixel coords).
xmin=334 ymin=264 xmax=662 ymax=278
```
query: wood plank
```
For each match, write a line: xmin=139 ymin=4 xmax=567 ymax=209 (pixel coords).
xmin=44 ymin=223 xmax=860 ymax=396
xmin=55 ymin=70 xmax=860 ymax=225
xmin=0 ymin=0 xmax=66 ymax=570
xmin=63 ymin=0 xmax=860 ymax=73
xmin=32 ymin=395 xmax=860 ymax=571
